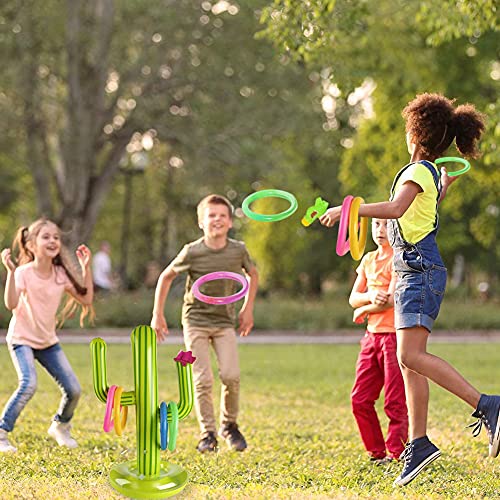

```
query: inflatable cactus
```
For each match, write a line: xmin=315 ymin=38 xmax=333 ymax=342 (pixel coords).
xmin=90 ymin=325 xmax=195 ymax=499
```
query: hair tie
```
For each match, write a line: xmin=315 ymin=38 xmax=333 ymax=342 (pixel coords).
xmin=435 ymin=123 xmax=448 ymax=150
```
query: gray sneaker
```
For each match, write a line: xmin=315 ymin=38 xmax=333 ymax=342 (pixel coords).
xmin=0 ymin=429 xmax=17 ymax=453
xmin=469 ymin=394 xmax=500 ymax=458
xmin=48 ymin=421 xmax=78 ymax=448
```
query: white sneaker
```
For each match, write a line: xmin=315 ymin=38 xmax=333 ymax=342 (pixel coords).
xmin=48 ymin=421 xmax=78 ymax=448
xmin=0 ymin=429 xmax=17 ymax=453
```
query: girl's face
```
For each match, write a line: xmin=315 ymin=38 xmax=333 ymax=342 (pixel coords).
xmin=31 ymin=223 xmax=61 ymax=260
xmin=371 ymin=219 xmax=389 ymax=248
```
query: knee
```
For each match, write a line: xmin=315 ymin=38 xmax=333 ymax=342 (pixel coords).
xmin=351 ymin=395 xmax=372 ymax=414
xmin=66 ymin=380 xmax=81 ymax=402
xmin=219 ymin=368 xmax=240 ymax=387
xmin=396 ymin=347 xmax=413 ymax=370
xmin=19 ymin=378 xmax=37 ymax=399
xmin=194 ymin=371 xmax=214 ymax=390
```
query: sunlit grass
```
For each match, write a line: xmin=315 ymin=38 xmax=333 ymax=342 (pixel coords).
xmin=0 ymin=343 xmax=499 ymax=499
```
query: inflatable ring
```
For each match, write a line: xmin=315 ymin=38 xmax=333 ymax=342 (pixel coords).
xmin=348 ymin=197 xmax=368 ymax=261
xmin=242 ymin=189 xmax=298 ymax=222
xmin=435 ymin=157 xmax=470 ymax=177
xmin=167 ymin=401 xmax=179 ymax=452
xmin=192 ymin=271 xmax=249 ymax=305
xmin=103 ymin=385 xmax=117 ymax=433
xmin=159 ymin=401 xmax=169 ymax=450
xmin=336 ymin=195 xmax=354 ymax=256
xmin=113 ymin=386 xmax=128 ymax=436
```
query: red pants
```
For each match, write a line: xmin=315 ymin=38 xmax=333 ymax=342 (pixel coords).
xmin=351 ymin=332 xmax=408 ymax=459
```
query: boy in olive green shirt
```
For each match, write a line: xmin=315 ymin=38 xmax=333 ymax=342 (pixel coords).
xmin=151 ymin=194 xmax=259 ymax=452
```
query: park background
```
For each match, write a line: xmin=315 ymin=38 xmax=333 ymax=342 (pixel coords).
xmin=0 ymin=1 xmax=499 ymax=499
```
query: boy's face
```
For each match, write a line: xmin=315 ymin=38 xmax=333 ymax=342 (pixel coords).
xmin=198 ymin=203 xmax=232 ymax=238
xmin=371 ymin=218 xmax=389 ymax=248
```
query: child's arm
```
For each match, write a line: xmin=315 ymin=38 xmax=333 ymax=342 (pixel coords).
xmin=352 ymin=271 xmax=397 ymax=324
xmin=319 ymin=182 xmax=421 ymax=227
xmin=66 ymin=245 xmax=94 ymax=305
xmin=438 ymin=166 xmax=459 ymax=204
xmin=238 ymin=266 xmax=259 ymax=337
xmin=151 ymin=264 xmax=178 ymax=341
xmin=1 ymin=249 xmax=20 ymax=310
xmin=349 ymin=273 xmax=370 ymax=308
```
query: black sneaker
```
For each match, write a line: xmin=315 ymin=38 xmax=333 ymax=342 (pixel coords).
xmin=469 ymin=394 xmax=500 ymax=458
xmin=393 ymin=436 xmax=441 ymax=487
xmin=219 ymin=422 xmax=247 ymax=451
xmin=196 ymin=431 xmax=218 ymax=453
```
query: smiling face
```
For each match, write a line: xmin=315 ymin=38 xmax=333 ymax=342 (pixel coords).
xmin=198 ymin=202 xmax=233 ymax=239
xmin=371 ymin=218 xmax=389 ymax=248
xmin=30 ymin=222 xmax=62 ymax=260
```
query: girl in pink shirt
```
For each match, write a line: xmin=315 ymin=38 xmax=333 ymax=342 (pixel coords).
xmin=0 ymin=219 xmax=94 ymax=453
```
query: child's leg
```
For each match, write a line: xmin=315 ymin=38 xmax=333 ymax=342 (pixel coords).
xmin=0 ymin=344 xmax=38 ymax=432
xmin=36 ymin=344 xmax=81 ymax=423
xmin=351 ymin=333 xmax=386 ymax=459
xmin=381 ymin=333 xmax=408 ymax=457
xmin=183 ymin=326 xmax=216 ymax=435
xmin=211 ymin=327 xmax=240 ymax=426
xmin=397 ymin=327 xmax=480 ymax=410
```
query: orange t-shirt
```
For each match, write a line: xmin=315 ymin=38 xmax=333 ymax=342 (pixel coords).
xmin=7 ymin=262 xmax=73 ymax=349
xmin=355 ymin=248 xmax=395 ymax=334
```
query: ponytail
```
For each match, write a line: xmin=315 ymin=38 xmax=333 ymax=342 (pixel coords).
xmin=12 ymin=226 xmax=34 ymax=265
xmin=54 ymin=250 xmax=95 ymax=328
xmin=452 ymin=104 xmax=486 ymax=159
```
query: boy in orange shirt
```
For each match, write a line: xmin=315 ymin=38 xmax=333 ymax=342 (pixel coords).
xmin=349 ymin=218 xmax=408 ymax=463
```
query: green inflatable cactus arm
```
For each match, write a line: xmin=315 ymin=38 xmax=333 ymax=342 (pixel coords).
xmin=90 ymin=337 xmax=135 ymax=406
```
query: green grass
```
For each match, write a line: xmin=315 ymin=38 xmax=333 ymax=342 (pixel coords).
xmin=0 ymin=343 xmax=499 ymax=499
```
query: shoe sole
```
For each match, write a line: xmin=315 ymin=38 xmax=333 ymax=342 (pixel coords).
xmin=393 ymin=450 xmax=441 ymax=487
xmin=490 ymin=407 xmax=500 ymax=458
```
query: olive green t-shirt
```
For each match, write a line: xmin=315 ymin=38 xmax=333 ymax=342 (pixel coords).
xmin=170 ymin=237 xmax=255 ymax=328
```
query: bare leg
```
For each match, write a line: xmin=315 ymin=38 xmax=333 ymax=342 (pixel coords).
xmin=400 ymin=363 xmax=429 ymax=441
xmin=397 ymin=327 xmax=481 ymax=440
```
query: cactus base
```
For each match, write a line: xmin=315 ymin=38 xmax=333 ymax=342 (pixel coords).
xmin=109 ymin=460 xmax=188 ymax=499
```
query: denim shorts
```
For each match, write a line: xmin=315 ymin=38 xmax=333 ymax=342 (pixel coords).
xmin=393 ymin=246 xmax=447 ymax=332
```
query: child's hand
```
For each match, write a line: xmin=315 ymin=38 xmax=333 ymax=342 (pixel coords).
xmin=353 ymin=307 xmax=367 ymax=324
xmin=440 ymin=166 xmax=459 ymax=191
xmin=151 ymin=314 xmax=168 ymax=342
xmin=238 ymin=308 xmax=254 ymax=337
xmin=76 ymin=245 xmax=92 ymax=269
xmin=319 ymin=206 xmax=342 ymax=228
xmin=1 ymin=248 xmax=16 ymax=272
xmin=369 ymin=290 xmax=389 ymax=305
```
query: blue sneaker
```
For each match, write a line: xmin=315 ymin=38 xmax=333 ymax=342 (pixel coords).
xmin=393 ymin=436 xmax=441 ymax=487
xmin=469 ymin=394 xmax=500 ymax=458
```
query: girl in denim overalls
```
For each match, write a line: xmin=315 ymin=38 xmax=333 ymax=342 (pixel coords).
xmin=320 ymin=93 xmax=499 ymax=486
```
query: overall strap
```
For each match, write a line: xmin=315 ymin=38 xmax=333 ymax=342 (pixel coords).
xmin=389 ymin=160 xmax=442 ymax=232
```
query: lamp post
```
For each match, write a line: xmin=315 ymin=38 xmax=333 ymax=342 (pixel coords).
xmin=119 ymin=152 xmax=148 ymax=289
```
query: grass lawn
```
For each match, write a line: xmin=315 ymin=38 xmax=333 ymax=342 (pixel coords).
xmin=0 ymin=342 xmax=499 ymax=499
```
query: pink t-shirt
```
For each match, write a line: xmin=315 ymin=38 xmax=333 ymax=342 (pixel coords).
xmin=7 ymin=262 xmax=73 ymax=349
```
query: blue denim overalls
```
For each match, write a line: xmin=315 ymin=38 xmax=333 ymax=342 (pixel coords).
xmin=387 ymin=161 xmax=447 ymax=332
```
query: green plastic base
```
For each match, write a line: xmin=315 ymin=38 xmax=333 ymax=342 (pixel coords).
xmin=109 ymin=460 xmax=188 ymax=499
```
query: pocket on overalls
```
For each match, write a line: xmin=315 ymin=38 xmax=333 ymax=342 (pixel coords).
xmin=429 ymin=265 xmax=447 ymax=296
xmin=394 ymin=248 xmax=424 ymax=273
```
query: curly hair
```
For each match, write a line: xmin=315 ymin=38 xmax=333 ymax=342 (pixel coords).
xmin=402 ymin=93 xmax=485 ymax=159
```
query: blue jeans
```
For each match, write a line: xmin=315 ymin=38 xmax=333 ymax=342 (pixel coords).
xmin=388 ymin=219 xmax=447 ymax=332
xmin=0 ymin=343 xmax=81 ymax=432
